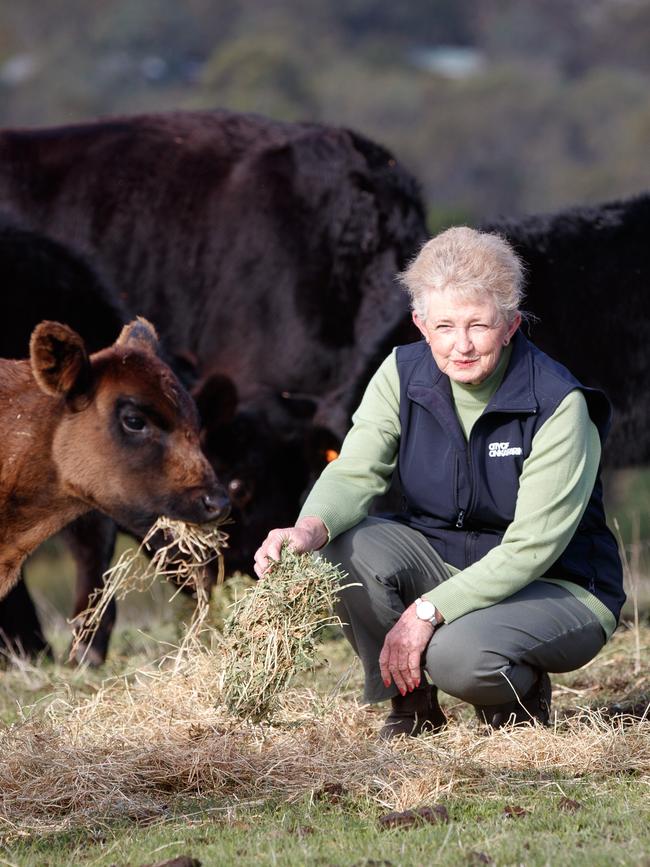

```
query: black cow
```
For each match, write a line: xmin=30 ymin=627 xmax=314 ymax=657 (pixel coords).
xmin=485 ymin=196 xmax=650 ymax=466
xmin=0 ymin=219 xmax=126 ymax=357
xmin=0 ymin=111 xmax=427 ymax=660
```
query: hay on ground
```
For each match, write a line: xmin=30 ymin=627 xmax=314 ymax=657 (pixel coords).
xmin=1 ymin=652 xmax=650 ymax=835
xmin=1 ymin=540 xmax=648 ymax=837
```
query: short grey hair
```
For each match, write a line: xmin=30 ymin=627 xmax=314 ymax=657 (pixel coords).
xmin=398 ymin=226 xmax=526 ymax=323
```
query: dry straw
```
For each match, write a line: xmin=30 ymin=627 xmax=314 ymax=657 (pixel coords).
xmin=70 ymin=525 xmax=345 ymax=718
xmin=1 ymin=658 xmax=650 ymax=835
xmin=0 ymin=543 xmax=357 ymax=833
xmin=69 ymin=516 xmax=229 ymax=662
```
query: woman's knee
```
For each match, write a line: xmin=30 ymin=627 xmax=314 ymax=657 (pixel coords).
xmin=425 ymin=630 xmax=527 ymax=706
xmin=317 ymin=523 xmax=389 ymax=616
xmin=424 ymin=637 xmax=484 ymax=702
xmin=321 ymin=518 xmax=397 ymax=576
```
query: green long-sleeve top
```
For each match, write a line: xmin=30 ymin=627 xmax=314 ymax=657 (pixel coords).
xmin=299 ymin=345 xmax=617 ymax=639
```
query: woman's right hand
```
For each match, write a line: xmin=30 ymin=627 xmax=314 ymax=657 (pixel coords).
xmin=253 ymin=516 xmax=329 ymax=578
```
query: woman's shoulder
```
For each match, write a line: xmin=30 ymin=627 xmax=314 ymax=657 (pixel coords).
xmin=523 ymin=336 xmax=611 ymax=434
xmin=525 ymin=337 xmax=582 ymax=387
xmin=394 ymin=340 xmax=433 ymax=385
xmin=395 ymin=339 xmax=428 ymax=364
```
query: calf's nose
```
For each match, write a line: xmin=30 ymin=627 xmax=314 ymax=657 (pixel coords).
xmin=202 ymin=492 xmax=230 ymax=521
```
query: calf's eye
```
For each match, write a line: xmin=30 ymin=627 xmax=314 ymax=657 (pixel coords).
xmin=121 ymin=413 xmax=147 ymax=433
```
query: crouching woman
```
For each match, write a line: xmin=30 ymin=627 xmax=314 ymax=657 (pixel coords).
xmin=254 ymin=227 xmax=625 ymax=738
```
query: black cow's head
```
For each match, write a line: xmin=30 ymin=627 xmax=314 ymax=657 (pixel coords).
xmin=193 ymin=373 xmax=341 ymax=575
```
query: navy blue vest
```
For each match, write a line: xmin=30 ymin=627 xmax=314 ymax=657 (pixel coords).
xmin=393 ymin=331 xmax=625 ymax=620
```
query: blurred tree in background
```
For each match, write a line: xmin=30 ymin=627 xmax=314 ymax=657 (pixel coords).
xmin=197 ymin=35 xmax=317 ymax=120
xmin=2 ymin=0 xmax=650 ymax=222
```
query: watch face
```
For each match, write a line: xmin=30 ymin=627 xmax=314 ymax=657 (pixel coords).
xmin=417 ymin=599 xmax=436 ymax=621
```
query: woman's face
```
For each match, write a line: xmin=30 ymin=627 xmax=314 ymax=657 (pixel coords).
xmin=413 ymin=289 xmax=521 ymax=385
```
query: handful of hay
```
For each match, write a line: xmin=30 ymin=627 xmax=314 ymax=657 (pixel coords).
xmin=69 ymin=516 xmax=229 ymax=662
xmin=218 ymin=547 xmax=346 ymax=722
xmin=70 ymin=519 xmax=346 ymax=723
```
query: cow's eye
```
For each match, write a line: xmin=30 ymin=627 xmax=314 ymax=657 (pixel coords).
xmin=228 ymin=477 xmax=253 ymax=508
xmin=121 ymin=413 xmax=147 ymax=433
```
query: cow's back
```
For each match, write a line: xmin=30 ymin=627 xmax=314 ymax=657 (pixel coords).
xmin=0 ymin=111 xmax=427 ymax=429
xmin=485 ymin=196 xmax=650 ymax=466
xmin=0 ymin=220 xmax=126 ymax=358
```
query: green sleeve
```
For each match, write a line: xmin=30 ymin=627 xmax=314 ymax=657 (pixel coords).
xmin=298 ymin=351 xmax=400 ymax=540
xmin=424 ymin=390 xmax=602 ymax=622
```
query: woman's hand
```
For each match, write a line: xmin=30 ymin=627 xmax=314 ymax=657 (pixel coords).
xmin=379 ymin=602 xmax=436 ymax=695
xmin=253 ymin=516 xmax=329 ymax=578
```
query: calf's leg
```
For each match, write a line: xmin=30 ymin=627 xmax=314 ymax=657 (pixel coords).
xmin=62 ymin=512 xmax=118 ymax=666
xmin=0 ymin=576 xmax=51 ymax=660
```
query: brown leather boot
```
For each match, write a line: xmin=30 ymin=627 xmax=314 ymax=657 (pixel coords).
xmin=475 ymin=672 xmax=552 ymax=729
xmin=379 ymin=685 xmax=447 ymax=740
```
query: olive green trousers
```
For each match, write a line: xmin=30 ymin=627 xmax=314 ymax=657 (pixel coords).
xmin=322 ymin=517 xmax=606 ymax=709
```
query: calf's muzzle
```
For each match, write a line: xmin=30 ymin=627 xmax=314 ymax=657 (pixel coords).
xmin=200 ymin=490 xmax=231 ymax=522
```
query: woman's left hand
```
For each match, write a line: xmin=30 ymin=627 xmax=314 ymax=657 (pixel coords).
xmin=379 ymin=603 xmax=436 ymax=695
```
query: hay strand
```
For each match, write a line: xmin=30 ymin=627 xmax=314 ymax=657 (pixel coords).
xmin=69 ymin=516 xmax=229 ymax=663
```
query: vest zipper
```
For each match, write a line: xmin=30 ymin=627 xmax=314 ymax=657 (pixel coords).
xmin=455 ymin=509 xmax=465 ymax=528
xmin=465 ymin=426 xmax=477 ymax=520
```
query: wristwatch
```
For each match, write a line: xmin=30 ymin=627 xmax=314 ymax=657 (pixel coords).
xmin=415 ymin=597 xmax=438 ymax=624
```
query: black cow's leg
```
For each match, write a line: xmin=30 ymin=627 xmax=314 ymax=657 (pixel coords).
xmin=0 ymin=576 xmax=51 ymax=660
xmin=62 ymin=512 xmax=118 ymax=667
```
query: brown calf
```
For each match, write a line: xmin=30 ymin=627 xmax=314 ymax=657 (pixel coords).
xmin=0 ymin=317 xmax=228 ymax=600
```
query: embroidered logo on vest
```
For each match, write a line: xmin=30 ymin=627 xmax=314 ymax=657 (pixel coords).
xmin=488 ymin=441 xmax=523 ymax=458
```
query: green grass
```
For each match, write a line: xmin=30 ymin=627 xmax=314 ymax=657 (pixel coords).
xmin=5 ymin=777 xmax=650 ymax=866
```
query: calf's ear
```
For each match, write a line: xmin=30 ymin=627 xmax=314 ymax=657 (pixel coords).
xmin=30 ymin=321 xmax=93 ymax=400
xmin=116 ymin=317 xmax=159 ymax=354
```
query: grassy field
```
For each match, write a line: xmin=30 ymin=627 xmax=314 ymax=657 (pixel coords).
xmin=0 ymin=621 xmax=649 ymax=867
xmin=0 ymin=575 xmax=648 ymax=865
xmin=2 ymin=471 xmax=648 ymax=867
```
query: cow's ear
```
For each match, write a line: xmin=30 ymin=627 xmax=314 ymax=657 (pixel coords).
xmin=30 ymin=321 xmax=93 ymax=400
xmin=193 ymin=373 xmax=239 ymax=429
xmin=116 ymin=317 xmax=159 ymax=354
